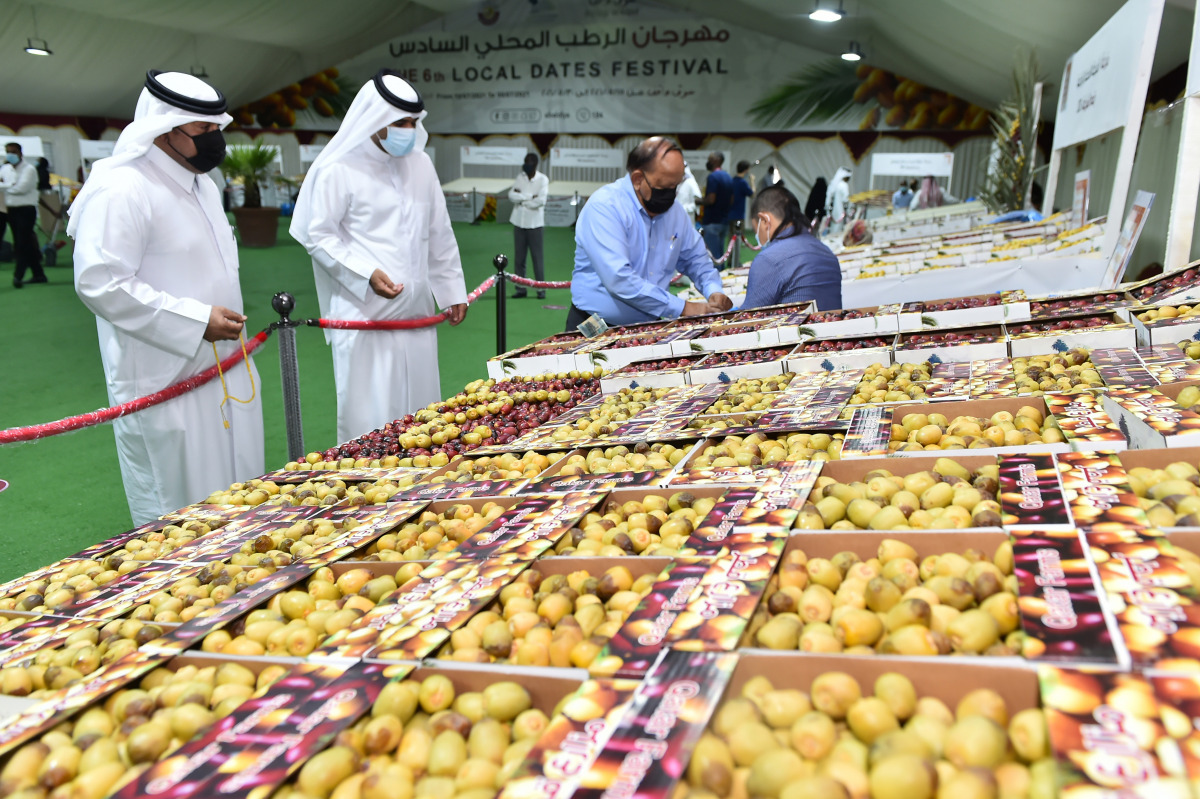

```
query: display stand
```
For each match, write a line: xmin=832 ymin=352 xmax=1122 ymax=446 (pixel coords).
xmin=1041 ymin=0 xmax=1164 ymax=263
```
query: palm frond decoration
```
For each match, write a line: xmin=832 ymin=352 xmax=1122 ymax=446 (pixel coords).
xmin=750 ymin=61 xmax=863 ymax=128
xmin=978 ymin=51 xmax=1047 ymax=214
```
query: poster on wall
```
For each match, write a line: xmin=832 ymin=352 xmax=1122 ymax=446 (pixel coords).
xmin=1102 ymin=190 xmax=1154 ymax=287
xmin=543 ymin=196 xmax=579 ymax=227
xmin=1071 ymin=170 xmax=1091 ymax=228
xmin=230 ymin=0 xmax=989 ymax=136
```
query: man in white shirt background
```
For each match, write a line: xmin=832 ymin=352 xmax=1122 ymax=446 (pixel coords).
xmin=508 ymin=153 xmax=549 ymax=299
xmin=68 ymin=70 xmax=263 ymax=523
xmin=2 ymin=143 xmax=46 ymax=288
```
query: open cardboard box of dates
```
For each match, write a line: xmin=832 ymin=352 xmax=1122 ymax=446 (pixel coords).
xmin=894 ymin=324 xmax=1007 ymax=365
xmin=486 ymin=342 xmax=592 ymax=380
xmin=1125 ymin=260 xmax=1200 ymax=306
xmin=901 ymin=293 xmax=1031 ymax=329
xmin=1131 ymin=305 xmax=1200 ymax=348
xmin=517 ymin=444 xmax=688 ymax=495
xmin=598 ymin=355 xmax=701 ymax=393
xmin=786 ymin=336 xmax=894 ymax=373
xmin=1116 ymin=446 xmax=1200 ymax=530
xmin=846 ymin=397 xmax=1070 ymax=459
xmin=1027 ymin=288 xmax=1133 ymax=319
xmin=1103 ymin=379 xmax=1200 ymax=449
xmin=685 ymin=318 xmax=784 ymax=353
xmin=1006 ymin=312 xmax=1135 ymax=357
xmin=688 ymin=345 xmax=793 ymax=384
xmin=580 ymin=330 xmax=692 ymax=370
xmin=803 ymin=306 xmax=899 ymax=339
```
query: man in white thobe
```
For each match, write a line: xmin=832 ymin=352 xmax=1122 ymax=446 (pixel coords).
xmin=291 ymin=70 xmax=468 ymax=445
xmin=68 ymin=71 xmax=263 ymax=524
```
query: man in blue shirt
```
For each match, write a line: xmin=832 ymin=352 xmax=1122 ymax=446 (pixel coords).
xmin=731 ymin=161 xmax=755 ymax=224
xmin=892 ymin=181 xmax=913 ymax=211
xmin=566 ymin=137 xmax=731 ymax=331
xmin=742 ymin=185 xmax=842 ymax=311
xmin=699 ymin=153 xmax=733 ymax=262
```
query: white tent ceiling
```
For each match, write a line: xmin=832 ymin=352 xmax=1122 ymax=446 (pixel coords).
xmin=1 ymin=0 xmax=1196 ymax=120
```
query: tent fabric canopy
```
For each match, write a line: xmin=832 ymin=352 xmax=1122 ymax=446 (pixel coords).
xmin=1 ymin=0 xmax=1194 ymax=121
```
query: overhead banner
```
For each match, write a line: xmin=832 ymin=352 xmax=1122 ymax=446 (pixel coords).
xmin=1052 ymin=0 xmax=1162 ymax=149
xmin=235 ymin=1 xmax=989 ymax=135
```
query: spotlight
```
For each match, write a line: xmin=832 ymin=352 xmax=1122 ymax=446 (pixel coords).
xmin=842 ymin=41 xmax=863 ymax=61
xmin=810 ymin=1 xmax=844 ymax=22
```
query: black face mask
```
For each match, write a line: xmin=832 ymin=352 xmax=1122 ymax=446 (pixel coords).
xmin=523 ymin=166 xmax=536 ymax=177
xmin=178 ymin=129 xmax=226 ymax=172
xmin=639 ymin=178 xmax=676 ymax=215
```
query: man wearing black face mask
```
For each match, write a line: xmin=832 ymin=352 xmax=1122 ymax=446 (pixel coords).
xmin=508 ymin=153 xmax=549 ymax=299
xmin=566 ymin=136 xmax=730 ymax=331
xmin=67 ymin=70 xmax=263 ymax=524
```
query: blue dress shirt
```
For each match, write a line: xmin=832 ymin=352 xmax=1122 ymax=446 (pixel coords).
xmin=703 ymin=169 xmax=734 ymax=225
xmin=742 ymin=226 xmax=843 ymax=311
xmin=571 ymin=176 xmax=724 ymax=326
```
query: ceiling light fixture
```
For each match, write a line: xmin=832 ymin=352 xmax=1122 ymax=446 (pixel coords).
xmin=190 ymin=36 xmax=208 ymax=78
xmin=810 ymin=1 xmax=844 ymax=23
xmin=841 ymin=41 xmax=863 ymax=61
xmin=23 ymin=7 xmax=51 ymax=56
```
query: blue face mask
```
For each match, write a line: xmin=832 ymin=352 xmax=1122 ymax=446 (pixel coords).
xmin=379 ymin=127 xmax=416 ymax=157
xmin=4 ymin=154 xmax=18 ymax=165
xmin=754 ymin=217 xmax=768 ymax=248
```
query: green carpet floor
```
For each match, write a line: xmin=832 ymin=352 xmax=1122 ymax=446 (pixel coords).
xmin=0 ymin=219 xmax=589 ymax=582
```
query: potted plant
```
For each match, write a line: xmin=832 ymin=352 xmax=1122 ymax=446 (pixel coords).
xmin=222 ymin=140 xmax=281 ymax=247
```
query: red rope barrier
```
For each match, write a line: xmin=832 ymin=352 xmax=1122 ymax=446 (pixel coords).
xmin=711 ymin=234 xmax=738 ymax=265
xmin=0 ymin=329 xmax=272 ymax=445
xmin=507 ymin=274 xmax=571 ymax=289
xmin=313 ymin=275 xmax=497 ymax=331
xmin=740 ymin=235 xmax=762 ymax=252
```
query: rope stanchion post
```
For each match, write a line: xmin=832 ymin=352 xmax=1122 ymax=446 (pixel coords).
xmin=271 ymin=291 xmax=305 ymax=463
xmin=732 ymin=220 xmax=742 ymax=269
xmin=493 ymin=253 xmax=509 ymax=356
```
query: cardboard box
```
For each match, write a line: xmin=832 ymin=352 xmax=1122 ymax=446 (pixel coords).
xmin=1043 ymin=391 xmax=1128 ymax=452
xmin=686 ymin=318 xmax=783 ymax=353
xmin=883 ymin=397 xmax=1070 ymax=458
xmin=999 ymin=453 xmax=1073 ymax=529
xmin=1117 ymin=447 xmax=1200 ymax=530
xmin=1028 ymin=288 xmax=1133 ymax=319
xmin=687 ymin=346 xmax=792 ymax=384
xmin=895 ymin=324 xmax=1008 ymax=365
xmin=910 ymin=294 xmax=1032 ymax=327
xmin=1007 ymin=312 xmax=1136 ymax=357
xmin=802 ymin=306 xmax=898 ymax=338
xmin=1102 ymin=381 xmax=1200 ymax=449
xmin=1145 ymin=359 xmax=1200 ymax=384
xmin=1125 ymin=260 xmax=1200 ymax=305
xmin=580 ymin=332 xmax=691 ymax=370
xmin=785 ymin=339 xmax=893 ymax=373
xmin=1055 ymin=451 xmax=1149 ymax=529
xmin=599 ymin=354 xmax=700 ymax=393
xmin=1131 ymin=306 xmax=1200 ymax=348
xmin=487 ymin=343 xmax=592 ymax=380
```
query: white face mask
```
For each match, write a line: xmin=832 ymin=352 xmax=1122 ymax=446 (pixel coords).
xmin=380 ymin=126 xmax=417 ymax=157
xmin=754 ymin=216 xmax=769 ymax=247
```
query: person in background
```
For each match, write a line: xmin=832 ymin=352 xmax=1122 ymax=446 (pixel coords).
xmin=508 ymin=152 xmax=549 ymax=299
xmin=291 ymin=70 xmax=467 ymax=445
xmin=742 ymin=185 xmax=841 ymax=311
xmin=567 ymin=136 xmax=731 ymax=331
xmin=0 ymin=155 xmax=9 ymax=261
xmin=1 ymin=143 xmax=46 ymax=287
xmin=68 ymin=70 xmax=263 ymax=523
xmin=825 ymin=167 xmax=851 ymax=232
xmin=731 ymin=160 xmax=755 ymax=224
xmin=36 ymin=157 xmax=51 ymax=192
xmin=892 ymin=180 xmax=913 ymax=211
xmin=805 ymin=177 xmax=827 ymax=230
xmin=763 ymin=162 xmax=782 ymax=188
xmin=699 ymin=151 xmax=733 ymax=261
xmin=676 ymin=162 xmax=702 ymax=223
xmin=912 ymin=175 xmax=958 ymax=209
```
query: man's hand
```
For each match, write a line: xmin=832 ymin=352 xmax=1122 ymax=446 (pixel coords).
xmin=370 ymin=269 xmax=404 ymax=299
xmin=708 ymin=292 xmax=733 ymax=312
xmin=446 ymin=303 xmax=467 ymax=326
xmin=682 ymin=300 xmax=711 ymax=317
xmin=204 ymin=306 xmax=246 ymax=342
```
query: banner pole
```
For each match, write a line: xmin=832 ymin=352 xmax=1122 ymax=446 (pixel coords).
xmin=271 ymin=292 xmax=305 ymax=462
xmin=493 ymin=254 xmax=508 ymax=356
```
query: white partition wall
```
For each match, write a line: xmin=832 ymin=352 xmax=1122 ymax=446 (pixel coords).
xmin=1043 ymin=0 xmax=1165 ymax=264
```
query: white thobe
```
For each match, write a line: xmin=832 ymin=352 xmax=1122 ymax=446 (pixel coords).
xmin=299 ymin=143 xmax=467 ymax=445
xmin=72 ymin=145 xmax=263 ymax=524
xmin=827 ymin=181 xmax=850 ymax=226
